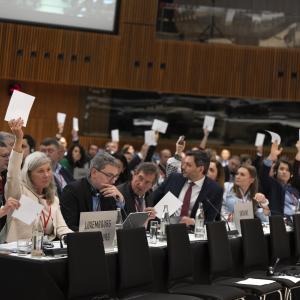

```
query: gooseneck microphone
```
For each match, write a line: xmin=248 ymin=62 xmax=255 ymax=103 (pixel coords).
xmin=267 ymin=257 xmax=280 ymax=276
xmin=205 ymin=197 xmax=239 ymax=237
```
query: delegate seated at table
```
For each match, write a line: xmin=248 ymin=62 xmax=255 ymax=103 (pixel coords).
xmin=0 ymin=118 xmax=72 ymax=243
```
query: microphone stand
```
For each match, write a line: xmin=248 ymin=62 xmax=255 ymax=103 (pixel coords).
xmin=205 ymin=197 xmax=239 ymax=237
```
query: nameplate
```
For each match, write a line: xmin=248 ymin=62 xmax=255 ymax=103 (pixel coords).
xmin=233 ymin=201 xmax=254 ymax=234
xmin=79 ymin=210 xmax=117 ymax=249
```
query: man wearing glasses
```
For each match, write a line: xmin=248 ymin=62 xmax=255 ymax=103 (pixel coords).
xmin=60 ymin=152 xmax=124 ymax=231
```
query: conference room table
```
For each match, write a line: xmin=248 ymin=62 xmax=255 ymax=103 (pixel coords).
xmin=0 ymin=232 xmax=298 ymax=300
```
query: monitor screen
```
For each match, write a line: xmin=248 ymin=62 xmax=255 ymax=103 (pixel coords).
xmin=0 ymin=0 xmax=119 ymax=32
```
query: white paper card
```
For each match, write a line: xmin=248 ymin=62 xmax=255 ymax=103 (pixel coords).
xmin=12 ymin=195 xmax=43 ymax=225
xmin=233 ymin=201 xmax=254 ymax=234
xmin=79 ymin=210 xmax=117 ymax=249
xmin=151 ymin=119 xmax=168 ymax=134
xmin=236 ymin=278 xmax=275 ymax=286
xmin=144 ymin=130 xmax=157 ymax=146
xmin=274 ymin=275 xmax=300 ymax=283
xmin=154 ymin=191 xmax=182 ymax=219
xmin=255 ymin=133 xmax=265 ymax=147
xmin=111 ymin=129 xmax=119 ymax=142
xmin=266 ymin=130 xmax=281 ymax=145
xmin=203 ymin=115 xmax=215 ymax=132
xmin=73 ymin=117 xmax=79 ymax=131
xmin=4 ymin=90 xmax=35 ymax=127
xmin=57 ymin=112 xmax=66 ymax=125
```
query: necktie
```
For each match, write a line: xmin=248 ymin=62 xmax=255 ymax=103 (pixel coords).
xmin=135 ymin=196 xmax=144 ymax=212
xmin=180 ymin=182 xmax=195 ymax=217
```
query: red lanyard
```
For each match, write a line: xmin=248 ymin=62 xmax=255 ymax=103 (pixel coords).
xmin=41 ymin=206 xmax=52 ymax=230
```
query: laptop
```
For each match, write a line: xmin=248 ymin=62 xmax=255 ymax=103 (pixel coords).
xmin=122 ymin=212 xmax=149 ymax=229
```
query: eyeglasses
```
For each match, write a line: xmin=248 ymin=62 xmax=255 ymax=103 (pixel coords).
xmin=0 ymin=153 xmax=10 ymax=158
xmin=97 ymin=169 xmax=119 ymax=181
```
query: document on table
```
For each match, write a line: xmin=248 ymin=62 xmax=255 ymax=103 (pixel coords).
xmin=154 ymin=191 xmax=182 ymax=219
xmin=4 ymin=90 xmax=35 ymax=126
xmin=12 ymin=195 xmax=43 ymax=225
xmin=273 ymin=275 xmax=300 ymax=283
xmin=236 ymin=278 xmax=275 ymax=286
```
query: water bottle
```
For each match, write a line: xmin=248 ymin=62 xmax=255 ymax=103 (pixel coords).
xmin=160 ymin=205 xmax=170 ymax=241
xmin=31 ymin=215 xmax=44 ymax=257
xmin=194 ymin=202 xmax=206 ymax=239
xmin=114 ymin=208 xmax=123 ymax=248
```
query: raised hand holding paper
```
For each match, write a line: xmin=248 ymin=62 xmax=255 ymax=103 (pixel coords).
xmin=255 ymin=133 xmax=265 ymax=147
xmin=4 ymin=90 xmax=35 ymax=127
xmin=57 ymin=112 xmax=66 ymax=125
xmin=73 ymin=117 xmax=79 ymax=131
xmin=111 ymin=129 xmax=119 ymax=142
xmin=154 ymin=191 xmax=182 ymax=219
xmin=203 ymin=115 xmax=215 ymax=132
xmin=152 ymin=119 xmax=168 ymax=134
xmin=266 ymin=130 xmax=281 ymax=145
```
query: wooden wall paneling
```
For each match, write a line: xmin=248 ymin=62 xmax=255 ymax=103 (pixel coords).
xmin=159 ymin=40 xmax=191 ymax=93
xmin=287 ymin=50 xmax=300 ymax=100
xmin=115 ymin=24 xmax=160 ymax=91
xmin=120 ymin=0 xmax=159 ymax=25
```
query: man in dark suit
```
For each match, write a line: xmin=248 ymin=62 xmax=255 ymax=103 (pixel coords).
xmin=40 ymin=138 xmax=74 ymax=199
xmin=0 ymin=141 xmax=9 ymax=231
xmin=149 ymin=150 xmax=223 ymax=224
xmin=60 ymin=152 xmax=124 ymax=231
xmin=117 ymin=162 xmax=159 ymax=218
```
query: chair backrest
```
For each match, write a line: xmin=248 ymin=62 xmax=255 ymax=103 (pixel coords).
xmin=206 ymin=221 xmax=233 ymax=274
xmin=166 ymin=224 xmax=193 ymax=281
xmin=240 ymin=218 xmax=268 ymax=269
xmin=293 ymin=214 xmax=300 ymax=257
xmin=67 ymin=231 xmax=110 ymax=300
xmin=269 ymin=215 xmax=290 ymax=260
xmin=116 ymin=227 xmax=153 ymax=290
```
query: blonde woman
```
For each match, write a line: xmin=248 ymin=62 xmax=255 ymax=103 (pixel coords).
xmin=1 ymin=118 xmax=72 ymax=243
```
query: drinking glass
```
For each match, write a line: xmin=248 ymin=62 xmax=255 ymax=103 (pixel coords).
xmin=149 ymin=221 xmax=158 ymax=244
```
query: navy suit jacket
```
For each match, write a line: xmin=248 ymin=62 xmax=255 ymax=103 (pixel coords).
xmin=60 ymin=177 xmax=117 ymax=231
xmin=148 ymin=173 xmax=223 ymax=222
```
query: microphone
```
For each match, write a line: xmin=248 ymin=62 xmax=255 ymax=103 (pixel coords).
xmin=205 ymin=197 xmax=239 ymax=238
xmin=267 ymin=257 xmax=280 ymax=276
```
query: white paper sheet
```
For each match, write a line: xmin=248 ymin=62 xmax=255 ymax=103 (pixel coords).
xmin=236 ymin=278 xmax=275 ymax=286
xmin=144 ymin=130 xmax=157 ymax=146
xmin=151 ymin=119 xmax=168 ymax=134
xmin=154 ymin=191 xmax=182 ymax=219
xmin=4 ymin=90 xmax=35 ymax=127
xmin=203 ymin=115 xmax=215 ymax=132
xmin=255 ymin=133 xmax=265 ymax=147
xmin=111 ymin=129 xmax=119 ymax=142
xmin=273 ymin=275 xmax=300 ymax=283
xmin=73 ymin=117 xmax=79 ymax=131
xmin=266 ymin=130 xmax=281 ymax=145
xmin=57 ymin=112 xmax=66 ymax=125
xmin=12 ymin=195 xmax=43 ymax=225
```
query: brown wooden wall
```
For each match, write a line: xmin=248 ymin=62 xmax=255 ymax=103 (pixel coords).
xmin=0 ymin=0 xmax=300 ymax=149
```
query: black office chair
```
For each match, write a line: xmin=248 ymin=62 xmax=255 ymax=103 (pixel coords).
xmin=268 ymin=215 xmax=300 ymax=299
xmin=166 ymin=223 xmax=246 ymax=300
xmin=292 ymin=214 xmax=300 ymax=263
xmin=241 ymin=218 xmax=300 ymax=300
xmin=207 ymin=221 xmax=283 ymax=300
xmin=116 ymin=227 xmax=199 ymax=300
xmin=67 ymin=231 xmax=113 ymax=300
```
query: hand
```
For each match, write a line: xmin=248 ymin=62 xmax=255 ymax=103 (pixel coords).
xmin=203 ymin=127 xmax=210 ymax=137
xmin=176 ymin=138 xmax=186 ymax=155
xmin=144 ymin=207 xmax=156 ymax=220
xmin=253 ymin=193 xmax=267 ymax=204
xmin=71 ymin=129 xmax=79 ymax=140
xmin=267 ymin=141 xmax=283 ymax=161
xmin=180 ymin=216 xmax=195 ymax=226
xmin=139 ymin=144 xmax=149 ymax=160
xmin=100 ymin=184 xmax=124 ymax=203
xmin=57 ymin=123 xmax=64 ymax=134
xmin=8 ymin=118 xmax=24 ymax=140
xmin=256 ymin=146 xmax=263 ymax=156
xmin=0 ymin=197 xmax=20 ymax=218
